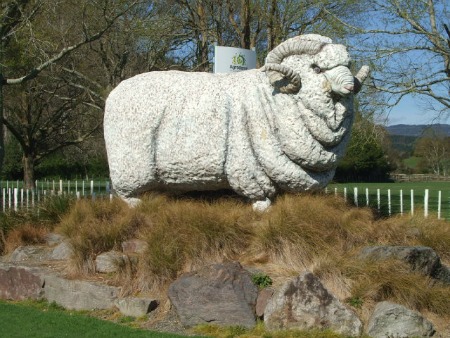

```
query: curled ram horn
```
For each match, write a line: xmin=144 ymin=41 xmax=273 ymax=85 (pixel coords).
xmin=354 ymin=65 xmax=370 ymax=94
xmin=263 ymin=63 xmax=301 ymax=93
xmin=263 ymin=37 xmax=326 ymax=93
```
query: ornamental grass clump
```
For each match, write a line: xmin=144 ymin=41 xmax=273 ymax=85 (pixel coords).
xmin=250 ymin=194 xmax=375 ymax=273
xmin=58 ymin=198 xmax=145 ymax=274
xmin=136 ymin=196 xmax=255 ymax=287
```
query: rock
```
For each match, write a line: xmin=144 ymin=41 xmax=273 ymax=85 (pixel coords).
xmin=121 ymin=239 xmax=148 ymax=254
xmin=45 ymin=233 xmax=65 ymax=246
xmin=0 ymin=264 xmax=44 ymax=300
xmin=9 ymin=246 xmax=51 ymax=262
xmin=95 ymin=251 xmax=126 ymax=273
xmin=264 ymin=272 xmax=362 ymax=337
xmin=367 ymin=301 xmax=435 ymax=338
xmin=44 ymin=273 xmax=119 ymax=310
xmin=359 ymin=246 xmax=449 ymax=283
xmin=49 ymin=241 xmax=73 ymax=260
xmin=434 ymin=264 xmax=450 ymax=284
xmin=168 ymin=261 xmax=258 ymax=328
xmin=0 ymin=262 xmax=119 ymax=311
xmin=255 ymin=287 xmax=274 ymax=319
xmin=115 ymin=297 xmax=158 ymax=317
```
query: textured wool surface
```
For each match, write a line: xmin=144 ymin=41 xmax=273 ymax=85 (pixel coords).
xmin=104 ymin=34 xmax=366 ymax=210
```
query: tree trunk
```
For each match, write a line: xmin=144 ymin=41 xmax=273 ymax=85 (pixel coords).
xmin=23 ymin=154 xmax=35 ymax=189
xmin=0 ymin=70 xmax=5 ymax=175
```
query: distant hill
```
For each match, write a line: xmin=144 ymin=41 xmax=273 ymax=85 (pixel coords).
xmin=386 ymin=124 xmax=450 ymax=137
xmin=386 ymin=124 xmax=450 ymax=155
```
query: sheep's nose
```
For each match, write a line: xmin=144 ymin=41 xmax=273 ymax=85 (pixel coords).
xmin=344 ymin=85 xmax=354 ymax=92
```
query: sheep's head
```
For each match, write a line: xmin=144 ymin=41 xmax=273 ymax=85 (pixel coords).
xmin=263 ymin=34 xmax=369 ymax=96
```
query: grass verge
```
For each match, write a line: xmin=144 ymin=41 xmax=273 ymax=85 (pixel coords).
xmin=0 ymin=300 xmax=193 ymax=338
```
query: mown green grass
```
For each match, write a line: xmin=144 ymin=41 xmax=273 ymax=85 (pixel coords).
xmin=0 ymin=300 xmax=192 ymax=338
xmin=403 ymin=156 xmax=420 ymax=169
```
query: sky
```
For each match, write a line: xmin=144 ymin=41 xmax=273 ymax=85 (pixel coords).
xmin=386 ymin=96 xmax=450 ymax=126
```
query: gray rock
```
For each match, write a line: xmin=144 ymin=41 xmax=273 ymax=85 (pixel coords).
xmin=0 ymin=264 xmax=44 ymax=300
xmin=359 ymin=246 xmax=450 ymax=284
xmin=115 ymin=297 xmax=158 ymax=317
xmin=44 ymin=272 xmax=119 ymax=310
xmin=49 ymin=241 xmax=73 ymax=260
xmin=0 ymin=262 xmax=119 ymax=310
xmin=256 ymin=287 xmax=274 ymax=319
xmin=168 ymin=261 xmax=258 ymax=328
xmin=367 ymin=301 xmax=435 ymax=338
xmin=95 ymin=251 xmax=126 ymax=273
xmin=9 ymin=246 xmax=51 ymax=262
xmin=359 ymin=246 xmax=441 ymax=276
xmin=121 ymin=239 xmax=148 ymax=254
xmin=45 ymin=233 xmax=65 ymax=246
xmin=264 ymin=272 xmax=362 ymax=337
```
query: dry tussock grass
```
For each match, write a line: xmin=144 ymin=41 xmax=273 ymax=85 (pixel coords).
xmin=4 ymin=223 xmax=49 ymax=253
xmin=57 ymin=198 xmax=145 ymax=274
xmin=26 ymin=192 xmax=450 ymax=320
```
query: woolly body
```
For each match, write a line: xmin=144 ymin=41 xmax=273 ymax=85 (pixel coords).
xmin=104 ymin=34 xmax=368 ymax=209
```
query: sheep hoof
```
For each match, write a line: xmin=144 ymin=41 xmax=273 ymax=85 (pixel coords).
xmin=123 ymin=197 xmax=141 ymax=208
xmin=252 ymin=198 xmax=271 ymax=212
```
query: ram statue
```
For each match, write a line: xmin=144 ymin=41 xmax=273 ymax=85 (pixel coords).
xmin=104 ymin=34 xmax=369 ymax=211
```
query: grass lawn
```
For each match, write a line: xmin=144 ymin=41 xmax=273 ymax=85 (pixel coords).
xmin=0 ymin=301 xmax=193 ymax=338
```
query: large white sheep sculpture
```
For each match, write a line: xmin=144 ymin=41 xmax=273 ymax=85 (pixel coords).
xmin=104 ymin=34 xmax=369 ymax=211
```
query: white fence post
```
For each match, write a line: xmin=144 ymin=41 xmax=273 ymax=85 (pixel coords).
xmin=90 ymin=180 xmax=94 ymax=195
xmin=400 ymin=189 xmax=403 ymax=215
xmin=354 ymin=187 xmax=358 ymax=206
xmin=438 ymin=191 xmax=441 ymax=220
xmin=377 ymin=189 xmax=381 ymax=212
xmin=344 ymin=187 xmax=347 ymax=201
xmin=2 ymin=188 xmax=5 ymax=212
xmin=388 ymin=189 xmax=391 ymax=216
xmin=411 ymin=189 xmax=414 ymax=216
xmin=424 ymin=189 xmax=429 ymax=218
xmin=13 ymin=188 xmax=18 ymax=212
xmin=365 ymin=188 xmax=369 ymax=206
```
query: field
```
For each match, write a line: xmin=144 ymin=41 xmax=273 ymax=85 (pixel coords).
xmin=328 ymin=182 xmax=450 ymax=219
xmin=0 ymin=300 xmax=191 ymax=338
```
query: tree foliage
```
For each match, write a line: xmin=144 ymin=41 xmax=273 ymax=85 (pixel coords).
xmin=326 ymin=0 xmax=450 ymax=119
xmin=414 ymin=127 xmax=450 ymax=175
xmin=335 ymin=115 xmax=394 ymax=182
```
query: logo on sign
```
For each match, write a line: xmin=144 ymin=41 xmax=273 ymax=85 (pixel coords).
xmin=231 ymin=53 xmax=248 ymax=71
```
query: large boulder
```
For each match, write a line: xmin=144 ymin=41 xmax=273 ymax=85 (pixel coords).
xmin=359 ymin=246 xmax=449 ymax=283
xmin=367 ymin=301 xmax=435 ymax=338
xmin=168 ymin=261 xmax=258 ymax=328
xmin=43 ymin=272 xmax=119 ymax=310
xmin=0 ymin=264 xmax=44 ymax=300
xmin=264 ymin=272 xmax=362 ymax=337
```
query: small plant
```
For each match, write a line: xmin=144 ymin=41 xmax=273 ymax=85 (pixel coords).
xmin=252 ymin=273 xmax=273 ymax=289
xmin=345 ymin=296 xmax=364 ymax=309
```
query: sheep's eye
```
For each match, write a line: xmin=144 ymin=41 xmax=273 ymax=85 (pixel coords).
xmin=313 ymin=65 xmax=321 ymax=74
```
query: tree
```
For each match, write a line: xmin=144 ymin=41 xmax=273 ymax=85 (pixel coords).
xmin=0 ymin=0 xmax=139 ymax=182
xmin=414 ymin=127 xmax=450 ymax=175
xmin=326 ymin=0 xmax=450 ymax=118
xmin=335 ymin=113 xmax=394 ymax=182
